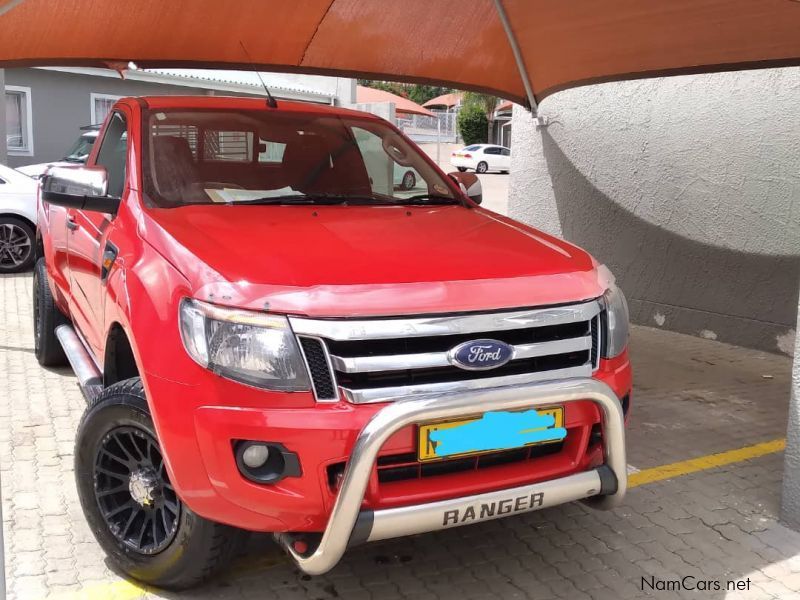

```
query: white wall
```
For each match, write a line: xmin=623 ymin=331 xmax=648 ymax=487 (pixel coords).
xmin=0 ymin=69 xmax=6 ymax=164
xmin=782 ymin=296 xmax=800 ymax=526
xmin=509 ymin=67 xmax=800 ymax=354
xmin=345 ymin=102 xmax=396 ymax=123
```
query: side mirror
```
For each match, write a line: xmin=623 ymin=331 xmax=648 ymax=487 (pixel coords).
xmin=448 ymin=171 xmax=482 ymax=204
xmin=41 ymin=166 xmax=120 ymax=214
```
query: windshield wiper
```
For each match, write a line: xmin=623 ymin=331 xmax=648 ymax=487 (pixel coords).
xmin=233 ymin=194 xmax=394 ymax=206
xmin=225 ymin=193 xmax=460 ymax=207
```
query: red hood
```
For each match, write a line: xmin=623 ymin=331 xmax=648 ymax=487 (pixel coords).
xmin=142 ymin=204 xmax=608 ymax=317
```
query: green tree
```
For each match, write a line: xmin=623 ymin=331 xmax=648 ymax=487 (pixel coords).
xmin=407 ymin=85 xmax=453 ymax=105
xmin=358 ymin=81 xmax=455 ymax=106
xmin=463 ymin=92 xmax=499 ymax=144
xmin=357 ymin=79 xmax=409 ymax=97
xmin=457 ymin=103 xmax=489 ymax=146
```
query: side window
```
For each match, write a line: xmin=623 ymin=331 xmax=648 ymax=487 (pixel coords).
xmin=501 ymin=148 xmax=511 ymax=156
xmin=352 ymin=127 xmax=393 ymax=195
xmin=95 ymin=112 xmax=128 ymax=198
xmin=484 ymin=147 xmax=500 ymax=155
xmin=352 ymin=127 xmax=423 ymax=198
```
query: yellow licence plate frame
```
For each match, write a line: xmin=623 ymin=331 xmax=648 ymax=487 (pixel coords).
xmin=417 ymin=407 xmax=565 ymax=462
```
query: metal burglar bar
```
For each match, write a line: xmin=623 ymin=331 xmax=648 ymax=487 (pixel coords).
xmin=398 ymin=112 xmax=458 ymax=144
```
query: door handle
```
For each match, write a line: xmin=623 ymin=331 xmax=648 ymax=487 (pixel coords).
xmin=66 ymin=216 xmax=78 ymax=231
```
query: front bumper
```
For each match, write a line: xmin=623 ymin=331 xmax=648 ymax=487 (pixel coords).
xmin=275 ymin=377 xmax=626 ymax=575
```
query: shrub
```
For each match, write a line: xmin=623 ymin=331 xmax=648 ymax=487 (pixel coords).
xmin=457 ymin=104 xmax=488 ymax=146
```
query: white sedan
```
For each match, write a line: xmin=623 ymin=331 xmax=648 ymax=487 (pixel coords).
xmin=0 ymin=163 xmax=39 ymax=273
xmin=17 ymin=128 xmax=99 ymax=180
xmin=450 ymin=144 xmax=511 ymax=174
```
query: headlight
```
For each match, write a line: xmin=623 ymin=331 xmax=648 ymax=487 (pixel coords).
xmin=601 ymin=282 xmax=630 ymax=358
xmin=179 ymin=298 xmax=310 ymax=392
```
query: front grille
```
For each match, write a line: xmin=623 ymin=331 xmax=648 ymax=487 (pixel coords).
xmin=325 ymin=320 xmax=589 ymax=357
xmin=290 ymin=300 xmax=602 ymax=404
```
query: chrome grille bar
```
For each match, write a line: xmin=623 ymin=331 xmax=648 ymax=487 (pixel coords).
xmin=288 ymin=300 xmax=601 ymax=341
xmin=340 ymin=364 xmax=592 ymax=404
xmin=330 ymin=336 xmax=592 ymax=374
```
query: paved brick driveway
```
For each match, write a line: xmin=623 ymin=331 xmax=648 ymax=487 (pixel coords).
xmin=2 ymin=271 xmax=800 ymax=599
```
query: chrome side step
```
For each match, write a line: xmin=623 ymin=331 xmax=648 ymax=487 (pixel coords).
xmin=55 ymin=325 xmax=103 ymax=402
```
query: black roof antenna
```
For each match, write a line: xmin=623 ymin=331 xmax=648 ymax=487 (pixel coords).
xmin=239 ymin=41 xmax=278 ymax=109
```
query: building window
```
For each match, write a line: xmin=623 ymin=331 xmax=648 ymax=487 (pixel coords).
xmin=90 ymin=93 xmax=123 ymax=126
xmin=5 ymin=86 xmax=33 ymax=156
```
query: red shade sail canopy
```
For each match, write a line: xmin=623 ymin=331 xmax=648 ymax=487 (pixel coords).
xmin=422 ymin=93 xmax=463 ymax=110
xmin=356 ymin=86 xmax=434 ymax=117
xmin=1 ymin=0 xmax=799 ymax=109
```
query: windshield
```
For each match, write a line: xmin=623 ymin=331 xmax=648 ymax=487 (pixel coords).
xmin=142 ymin=109 xmax=459 ymax=207
xmin=64 ymin=134 xmax=96 ymax=163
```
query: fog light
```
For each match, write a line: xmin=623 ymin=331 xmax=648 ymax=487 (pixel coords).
xmin=242 ymin=444 xmax=270 ymax=469
xmin=234 ymin=441 xmax=302 ymax=484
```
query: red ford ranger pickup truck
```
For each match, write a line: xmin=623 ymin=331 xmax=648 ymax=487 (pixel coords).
xmin=33 ymin=95 xmax=631 ymax=589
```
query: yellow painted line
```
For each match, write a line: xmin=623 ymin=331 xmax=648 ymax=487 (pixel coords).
xmin=45 ymin=554 xmax=286 ymax=600
xmin=629 ymin=438 xmax=786 ymax=488
xmin=43 ymin=438 xmax=787 ymax=600
xmin=50 ymin=579 xmax=150 ymax=600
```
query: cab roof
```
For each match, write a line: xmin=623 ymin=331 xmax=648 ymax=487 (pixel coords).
xmin=127 ymin=95 xmax=378 ymax=121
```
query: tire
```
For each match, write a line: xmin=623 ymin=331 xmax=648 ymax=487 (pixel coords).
xmin=75 ymin=378 xmax=245 ymax=590
xmin=33 ymin=258 xmax=68 ymax=367
xmin=401 ymin=171 xmax=416 ymax=190
xmin=0 ymin=216 xmax=35 ymax=273
xmin=457 ymin=167 xmax=467 ymax=172
xmin=476 ymin=161 xmax=489 ymax=174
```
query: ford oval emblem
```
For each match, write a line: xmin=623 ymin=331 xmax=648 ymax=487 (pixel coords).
xmin=448 ymin=339 xmax=514 ymax=371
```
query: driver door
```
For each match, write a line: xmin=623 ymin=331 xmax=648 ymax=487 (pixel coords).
xmin=66 ymin=111 xmax=128 ymax=357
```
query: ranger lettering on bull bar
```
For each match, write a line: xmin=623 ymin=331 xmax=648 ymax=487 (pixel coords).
xmin=443 ymin=491 xmax=545 ymax=526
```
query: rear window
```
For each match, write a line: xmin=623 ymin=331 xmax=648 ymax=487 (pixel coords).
xmin=202 ymin=130 xmax=253 ymax=162
xmin=464 ymin=145 xmax=481 ymax=151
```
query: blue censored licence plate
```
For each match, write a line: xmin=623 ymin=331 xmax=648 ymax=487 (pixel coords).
xmin=417 ymin=407 xmax=566 ymax=462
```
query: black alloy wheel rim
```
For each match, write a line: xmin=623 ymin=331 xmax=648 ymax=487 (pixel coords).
xmin=0 ymin=223 xmax=32 ymax=269
xmin=93 ymin=426 xmax=181 ymax=555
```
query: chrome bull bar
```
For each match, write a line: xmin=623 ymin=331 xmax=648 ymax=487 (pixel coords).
xmin=276 ymin=378 xmax=627 ymax=575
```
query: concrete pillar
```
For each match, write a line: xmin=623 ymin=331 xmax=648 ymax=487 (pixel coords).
xmin=782 ymin=298 xmax=800 ymax=528
xmin=0 ymin=68 xmax=7 ymax=164
xmin=507 ymin=104 xmax=562 ymax=237
xmin=508 ymin=70 xmax=800 ymax=530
